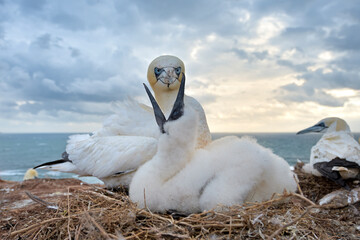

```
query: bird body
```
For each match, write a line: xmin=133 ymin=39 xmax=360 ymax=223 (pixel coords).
xmin=130 ymin=77 xmax=297 ymax=214
xmin=310 ymin=131 xmax=360 ymax=167
xmin=297 ymin=117 xmax=360 ymax=187
xmin=34 ymin=56 xmax=211 ymax=188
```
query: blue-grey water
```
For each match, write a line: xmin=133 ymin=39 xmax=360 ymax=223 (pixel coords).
xmin=1 ymin=132 xmax=359 ymax=183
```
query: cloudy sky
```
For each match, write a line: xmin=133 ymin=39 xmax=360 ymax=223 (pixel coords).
xmin=1 ymin=0 xmax=359 ymax=133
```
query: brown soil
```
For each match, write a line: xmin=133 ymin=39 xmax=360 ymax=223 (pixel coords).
xmin=1 ymin=165 xmax=359 ymax=239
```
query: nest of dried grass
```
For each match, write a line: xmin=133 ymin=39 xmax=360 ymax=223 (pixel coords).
xmin=2 ymin=165 xmax=360 ymax=240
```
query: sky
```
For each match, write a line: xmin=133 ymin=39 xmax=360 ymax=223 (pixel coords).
xmin=0 ymin=0 xmax=359 ymax=133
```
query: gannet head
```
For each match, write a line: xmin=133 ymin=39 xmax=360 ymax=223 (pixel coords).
xmin=23 ymin=168 xmax=39 ymax=180
xmin=296 ymin=117 xmax=351 ymax=135
xmin=147 ymin=55 xmax=185 ymax=92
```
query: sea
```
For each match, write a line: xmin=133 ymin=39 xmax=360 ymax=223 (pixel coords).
xmin=1 ymin=132 xmax=359 ymax=184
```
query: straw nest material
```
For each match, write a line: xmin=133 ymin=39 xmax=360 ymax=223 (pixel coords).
xmin=1 ymin=163 xmax=360 ymax=240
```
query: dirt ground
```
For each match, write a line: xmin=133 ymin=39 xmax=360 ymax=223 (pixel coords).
xmin=1 ymin=166 xmax=359 ymax=239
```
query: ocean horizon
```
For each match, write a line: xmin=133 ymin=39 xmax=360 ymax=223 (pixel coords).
xmin=1 ymin=132 xmax=359 ymax=184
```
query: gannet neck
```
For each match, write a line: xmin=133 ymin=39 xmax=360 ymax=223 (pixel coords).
xmin=152 ymin=107 xmax=198 ymax=181
xmin=154 ymin=89 xmax=179 ymax=117
xmin=155 ymin=91 xmax=211 ymax=148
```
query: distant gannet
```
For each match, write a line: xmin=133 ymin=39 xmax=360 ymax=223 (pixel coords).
xmin=129 ymin=76 xmax=297 ymax=214
xmin=34 ymin=56 xmax=211 ymax=189
xmin=297 ymin=117 xmax=360 ymax=188
xmin=23 ymin=168 xmax=38 ymax=180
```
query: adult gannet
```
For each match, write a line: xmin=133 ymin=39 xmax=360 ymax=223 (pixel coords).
xmin=23 ymin=168 xmax=38 ymax=180
xmin=297 ymin=117 xmax=360 ymax=188
xmin=34 ymin=56 xmax=211 ymax=189
xmin=129 ymin=77 xmax=297 ymax=214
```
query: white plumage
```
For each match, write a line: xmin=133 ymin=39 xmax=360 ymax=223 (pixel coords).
xmin=297 ymin=117 xmax=360 ymax=186
xmin=65 ymin=135 xmax=158 ymax=187
xmin=34 ymin=55 xmax=211 ymax=188
xmin=129 ymin=78 xmax=297 ymax=214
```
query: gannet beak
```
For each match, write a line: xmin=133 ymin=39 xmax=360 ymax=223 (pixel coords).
xmin=144 ymin=83 xmax=166 ymax=133
xmin=296 ymin=122 xmax=328 ymax=135
xmin=168 ymin=73 xmax=185 ymax=121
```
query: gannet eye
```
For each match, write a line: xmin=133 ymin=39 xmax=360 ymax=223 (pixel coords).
xmin=154 ymin=67 xmax=163 ymax=76
xmin=175 ymin=67 xmax=181 ymax=76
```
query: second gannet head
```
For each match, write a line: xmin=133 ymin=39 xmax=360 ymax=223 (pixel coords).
xmin=23 ymin=168 xmax=39 ymax=180
xmin=296 ymin=117 xmax=351 ymax=135
xmin=147 ymin=55 xmax=185 ymax=92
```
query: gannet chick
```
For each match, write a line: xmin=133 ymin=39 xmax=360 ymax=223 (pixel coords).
xmin=23 ymin=168 xmax=38 ymax=180
xmin=129 ymin=76 xmax=297 ymax=214
xmin=297 ymin=117 xmax=360 ymax=189
xmin=34 ymin=56 xmax=211 ymax=189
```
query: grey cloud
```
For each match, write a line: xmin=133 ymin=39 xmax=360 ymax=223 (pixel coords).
xmin=18 ymin=0 xmax=47 ymax=13
xmin=281 ymin=27 xmax=314 ymax=37
xmin=0 ymin=26 xmax=4 ymax=39
xmin=0 ymin=100 xmax=17 ymax=108
xmin=253 ymin=51 xmax=268 ymax=60
xmin=31 ymin=33 xmax=59 ymax=49
xmin=276 ymin=60 xmax=309 ymax=72
xmin=51 ymin=12 xmax=85 ymax=31
xmin=16 ymin=100 xmax=112 ymax=120
xmin=334 ymin=52 xmax=360 ymax=72
xmin=1 ymin=32 xmax=145 ymax=115
xmin=131 ymin=0 xmax=252 ymax=38
xmin=299 ymin=69 xmax=360 ymax=90
xmin=232 ymin=48 xmax=248 ymax=59
xmin=277 ymin=66 xmax=360 ymax=107
xmin=327 ymin=25 xmax=360 ymax=51
xmin=277 ymin=83 xmax=345 ymax=107
xmin=0 ymin=0 xmax=360 ymax=130
xmin=69 ymin=47 xmax=80 ymax=57
xmin=0 ymin=101 xmax=18 ymax=118
xmin=232 ymin=48 xmax=269 ymax=62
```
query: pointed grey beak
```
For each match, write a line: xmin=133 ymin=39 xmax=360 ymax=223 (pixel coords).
xmin=296 ymin=122 xmax=327 ymax=135
xmin=143 ymin=83 xmax=166 ymax=133
xmin=168 ymin=73 xmax=185 ymax=122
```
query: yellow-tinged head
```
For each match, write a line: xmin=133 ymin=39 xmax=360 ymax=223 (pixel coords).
xmin=147 ymin=55 xmax=185 ymax=92
xmin=23 ymin=168 xmax=39 ymax=180
xmin=296 ymin=117 xmax=351 ymax=135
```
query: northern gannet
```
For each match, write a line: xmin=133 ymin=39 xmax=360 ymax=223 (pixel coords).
xmin=34 ymin=56 xmax=211 ymax=189
xmin=129 ymin=77 xmax=297 ymax=214
xmin=297 ymin=117 xmax=360 ymax=188
xmin=23 ymin=168 xmax=38 ymax=180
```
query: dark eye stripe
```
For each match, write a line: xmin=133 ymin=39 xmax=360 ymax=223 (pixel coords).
xmin=317 ymin=122 xmax=326 ymax=128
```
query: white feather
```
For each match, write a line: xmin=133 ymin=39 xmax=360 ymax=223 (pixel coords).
xmin=66 ymin=135 xmax=157 ymax=178
xmin=94 ymin=98 xmax=159 ymax=138
xmin=130 ymin=107 xmax=297 ymax=214
xmin=310 ymin=131 xmax=360 ymax=165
